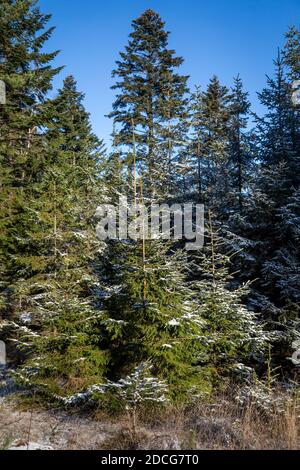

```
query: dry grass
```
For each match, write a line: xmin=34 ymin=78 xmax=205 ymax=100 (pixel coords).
xmin=124 ymin=388 xmax=300 ymax=450
xmin=186 ymin=393 xmax=299 ymax=450
xmin=0 ymin=388 xmax=299 ymax=450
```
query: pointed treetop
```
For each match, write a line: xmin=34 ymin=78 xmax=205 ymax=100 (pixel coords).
xmin=130 ymin=9 xmax=168 ymax=45
xmin=142 ymin=9 xmax=160 ymax=17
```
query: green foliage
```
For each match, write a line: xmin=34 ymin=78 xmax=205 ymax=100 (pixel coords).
xmin=109 ymin=9 xmax=189 ymax=201
xmin=0 ymin=0 xmax=62 ymax=318
xmin=1 ymin=5 xmax=299 ymax=409
xmin=105 ymin=361 xmax=169 ymax=436
xmin=2 ymin=72 xmax=108 ymax=397
xmin=191 ymin=212 xmax=268 ymax=385
xmin=99 ymin=238 xmax=208 ymax=399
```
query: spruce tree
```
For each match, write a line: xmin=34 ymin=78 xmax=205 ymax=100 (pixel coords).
xmin=192 ymin=212 xmax=267 ymax=386
xmin=4 ymin=76 xmax=109 ymax=399
xmin=0 ymin=0 xmax=61 ymax=320
xmin=240 ymin=45 xmax=300 ymax=371
xmin=223 ymin=77 xmax=255 ymax=289
xmin=248 ymin=52 xmax=299 ymax=300
xmin=99 ymin=11 xmax=208 ymax=401
xmin=254 ymin=52 xmax=298 ymax=175
xmin=109 ymin=9 xmax=189 ymax=201
xmin=99 ymin=234 xmax=208 ymax=400
xmin=194 ymin=76 xmax=232 ymax=215
xmin=284 ymin=26 xmax=300 ymax=80
xmin=188 ymin=86 xmax=204 ymax=202
xmin=228 ymin=75 xmax=251 ymax=212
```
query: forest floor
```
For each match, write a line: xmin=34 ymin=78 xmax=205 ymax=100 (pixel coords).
xmin=0 ymin=367 xmax=299 ymax=450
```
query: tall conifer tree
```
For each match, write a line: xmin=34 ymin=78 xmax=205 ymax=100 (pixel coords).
xmin=109 ymin=9 xmax=189 ymax=201
xmin=3 ymin=76 xmax=109 ymax=398
xmin=192 ymin=212 xmax=267 ymax=386
xmin=228 ymin=75 xmax=251 ymax=212
xmin=0 ymin=0 xmax=61 ymax=319
xmin=240 ymin=46 xmax=300 ymax=369
xmin=194 ymin=76 xmax=232 ymax=215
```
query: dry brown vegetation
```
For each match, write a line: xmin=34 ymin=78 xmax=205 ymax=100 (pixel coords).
xmin=0 ymin=389 xmax=299 ymax=450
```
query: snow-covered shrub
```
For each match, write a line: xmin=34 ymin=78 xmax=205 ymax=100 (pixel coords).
xmin=236 ymin=380 xmax=300 ymax=416
xmin=105 ymin=362 xmax=169 ymax=435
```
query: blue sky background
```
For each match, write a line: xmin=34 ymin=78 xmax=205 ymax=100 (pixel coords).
xmin=39 ymin=0 xmax=300 ymax=147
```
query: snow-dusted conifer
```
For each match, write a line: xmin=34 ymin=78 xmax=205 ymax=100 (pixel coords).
xmin=6 ymin=77 xmax=109 ymax=399
xmin=192 ymin=212 xmax=268 ymax=385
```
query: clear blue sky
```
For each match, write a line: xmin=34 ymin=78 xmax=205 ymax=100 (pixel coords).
xmin=39 ymin=0 xmax=300 ymax=146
